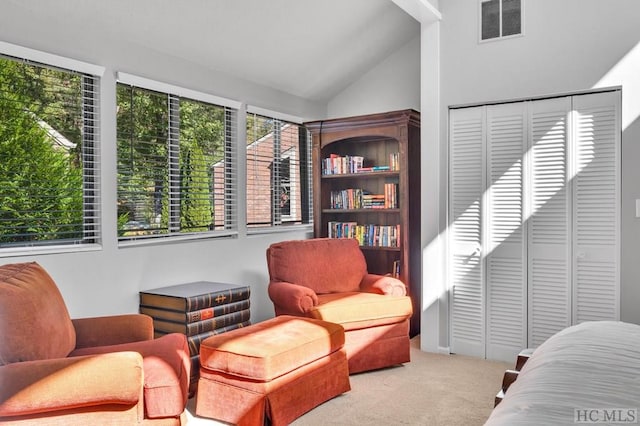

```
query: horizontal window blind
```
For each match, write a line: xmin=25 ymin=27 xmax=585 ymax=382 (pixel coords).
xmin=246 ymin=110 xmax=312 ymax=229
xmin=0 ymin=54 xmax=100 ymax=248
xmin=116 ymin=79 xmax=237 ymax=242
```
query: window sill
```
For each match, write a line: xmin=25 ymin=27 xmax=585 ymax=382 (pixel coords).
xmin=246 ymin=224 xmax=313 ymax=236
xmin=118 ymin=230 xmax=239 ymax=249
xmin=0 ymin=243 xmax=102 ymax=258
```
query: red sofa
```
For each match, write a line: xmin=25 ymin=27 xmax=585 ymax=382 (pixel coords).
xmin=266 ymin=238 xmax=413 ymax=373
xmin=0 ymin=262 xmax=191 ymax=425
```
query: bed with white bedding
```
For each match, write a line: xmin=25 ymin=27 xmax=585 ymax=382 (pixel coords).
xmin=485 ymin=321 xmax=640 ymax=425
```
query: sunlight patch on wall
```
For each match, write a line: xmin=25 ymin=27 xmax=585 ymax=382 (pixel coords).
xmin=594 ymin=41 xmax=640 ymax=130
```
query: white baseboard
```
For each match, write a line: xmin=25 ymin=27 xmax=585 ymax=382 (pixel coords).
xmin=438 ymin=346 xmax=451 ymax=354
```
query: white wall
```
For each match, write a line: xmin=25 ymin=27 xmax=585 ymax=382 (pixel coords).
xmin=347 ymin=0 xmax=640 ymax=353
xmin=326 ymin=35 xmax=421 ymax=119
xmin=438 ymin=0 xmax=640 ymax=342
xmin=0 ymin=6 xmax=319 ymax=322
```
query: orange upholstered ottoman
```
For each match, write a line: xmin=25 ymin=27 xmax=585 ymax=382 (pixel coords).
xmin=196 ymin=315 xmax=350 ymax=426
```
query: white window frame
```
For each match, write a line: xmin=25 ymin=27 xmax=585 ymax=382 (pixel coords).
xmin=280 ymin=147 xmax=298 ymax=222
xmin=116 ymin=72 xmax=241 ymax=246
xmin=0 ymin=42 xmax=104 ymax=257
xmin=245 ymin=105 xmax=313 ymax=235
xmin=479 ymin=0 xmax=524 ymax=43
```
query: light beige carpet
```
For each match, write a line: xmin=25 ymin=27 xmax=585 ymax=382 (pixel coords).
xmin=186 ymin=337 xmax=511 ymax=425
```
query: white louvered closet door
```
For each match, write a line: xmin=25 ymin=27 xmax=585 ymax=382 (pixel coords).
xmin=448 ymin=91 xmax=620 ymax=361
xmin=485 ymin=103 xmax=527 ymax=361
xmin=449 ymin=106 xmax=485 ymax=358
xmin=527 ymin=97 xmax=573 ymax=347
xmin=571 ymin=91 xmax=620 ymax=323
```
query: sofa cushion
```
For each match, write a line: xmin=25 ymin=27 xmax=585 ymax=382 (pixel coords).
xmin=310 ymin=292 xmax=413 ymax=331
xmin=267 ymin=238 xmax=366 ymax=293
xmin=0 ymin=262 xmax=76 ymax=365
xmin=199 ymin=316 xmax=345 ymax=381
xmin=70 ymin=333 xmax=190 ymax=419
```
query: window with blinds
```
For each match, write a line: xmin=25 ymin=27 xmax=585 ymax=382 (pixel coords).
xmin=116 ymin=77 xmax=237 ymax=242
xmin=246 ymin=111 xmax=312 ymax=229
xmin=0 ymin=54 xmax=100 ymax=249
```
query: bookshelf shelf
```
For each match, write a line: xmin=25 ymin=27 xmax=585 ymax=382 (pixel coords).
xmin=359 ymin=245 xmax=401 ymax=252
xmin=305 ymin=109 xmax=421 ymax=337
xmin=321 ymin=171 xmax=400 ymax=179
xmin=322 ymin=208 xmax=400 ymax=214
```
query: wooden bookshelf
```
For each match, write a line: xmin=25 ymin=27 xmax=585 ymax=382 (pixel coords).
xmin=305 ymin=109 xmax=421 ymax=337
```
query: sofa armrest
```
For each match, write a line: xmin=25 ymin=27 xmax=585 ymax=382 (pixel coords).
xmin=360 ymin=273 xmax=407 ymax=296
xmin=0 ymin=352 xmax=143 ymax=418
xmin=268 ymin=281 xmax=318 ymax=315
xmin=72 ymin=314 xmax=153 ymax=349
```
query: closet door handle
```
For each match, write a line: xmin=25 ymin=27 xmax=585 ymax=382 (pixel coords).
xmin=576 ymin=251 xmax=586 ymax=259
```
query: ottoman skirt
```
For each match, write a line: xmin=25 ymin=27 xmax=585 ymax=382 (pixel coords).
xmin=196 ymin=316 xmax=350 ymax=425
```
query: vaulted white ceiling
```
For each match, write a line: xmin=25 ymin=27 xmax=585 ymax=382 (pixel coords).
xmin=3 ymin=0 xmax=419 ymax=103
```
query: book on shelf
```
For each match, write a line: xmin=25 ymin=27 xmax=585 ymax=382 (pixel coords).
xmin=322 ymin=154 xmax=364 ymax=175
xmin=328 ymin=222 xmax=401 ymax=248
xmin=140 ymin=281 xmax=250 ymax=312
xmin=330 ymin=188 xmax=363 ymax=209
xmin=331 ymin=188 xmax=375 ymax=209
xmin=392 ymin=260 xmax=401 ymax=278
xmin=384 ymin=183 xmax=398 ymax=208
xmin=389 ymin=152 xmax=400 ymax=171
xmin=330 ymin=185 xmax=397 ymax=210
xmin=140 ymin=299 xmax=250 ymax=323
xmin=322 ymin=153 xmax=399 ymax=175
xmin=152 ymin=309 xmax=251 ymax=336
xmin=361 ymin=193 xmax=385 ymax=209
xmin=357 ymin=165 xmax=390 ymax=172
xmin=328 ymin=221 xmax=358 ymax=239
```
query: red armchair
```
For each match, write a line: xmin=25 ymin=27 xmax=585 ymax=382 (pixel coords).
xmin=0 ymin=262 xmax=190 ymax=425
xmin=266 ymin=238 xmax=413 ymax=374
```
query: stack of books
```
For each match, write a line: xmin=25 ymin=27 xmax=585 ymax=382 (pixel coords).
xmin=139 ymin=281 xmax=251 ymax=393
xmin=361 ymin=193 xmax=385 ymax=209
xmin=330 ymin=188 xmax=365 ymax=209
xmin=327 ymin=222 xmax=401 ymax=248
xmin=384 ymin=183 xmax=398 ymax=208
xmin=330 ymin=185 xmax=398 ymax=210
xmin=322 ymin=154 xmax=364 ymax=175
xmin=389 ymin=152 xmax=400 ymax=171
